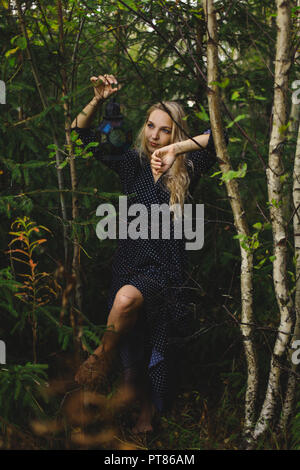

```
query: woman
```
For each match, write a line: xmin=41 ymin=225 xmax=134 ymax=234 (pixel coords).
xmin=71 ymin=74 xmax=218 ymax=433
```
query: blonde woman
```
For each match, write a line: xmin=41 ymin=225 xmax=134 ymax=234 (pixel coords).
xmin=71 ymin=74 xmax=218 ymax=434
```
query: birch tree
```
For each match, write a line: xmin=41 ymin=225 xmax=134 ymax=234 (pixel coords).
xmin=279 ymin=116 xmax=300 ymax=432
xmin=203 ymin=0 xmax=258 ymax=440
xmin=252 ymin=0 xmax=293 ymax=442
xmin=279 ymin=0 xmax=300 ymax=431
xmin=203 ymin=0 xmax=297 ymax=447
xmin=2 ymin=0 xmax=300 ymax=448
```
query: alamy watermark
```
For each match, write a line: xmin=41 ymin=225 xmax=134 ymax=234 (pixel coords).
xmin=291 ymin=340 xmax=300 ymax=365
xmin=0 ymin=340 xmax=6 ymax=364
xmin=292 ymin=80 xmax=300 ymax=105
xmin=95 ymin=196 xmax=205 ymax=250
xmin=0 ymin=80 xmax=6 ymax=104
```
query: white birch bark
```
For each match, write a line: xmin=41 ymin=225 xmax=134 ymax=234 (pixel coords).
xmin=253 ymin=0 xmax=293 ymax=441
xmin=282 ymin=0 xmax=300 ymax=227
xmin=279 ymin=117 xmax=300 ymax=431
xmin=203 ymin=0 xmax=258 ymax=440
xmin=277 ymin=0 xmax=300 ymax=429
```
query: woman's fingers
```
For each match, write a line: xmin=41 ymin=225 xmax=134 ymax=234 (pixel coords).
xmin=103 ymin=74 xmax=121 ymax=91
xmin=90 ymin=74 xmax=122 ymax=100
xmin=151 ymin=158 xmax=162 ymax=176
xmin=90 ymin=76 xmax=101 ymax=86
xmin=151 ymin=158 xmax=161 ymax=169
xmin=104 ymin=74 xmax=113 ymax=85
xmin=106 ymin=75 xmax=122 ymax=93
xmin=151 ymin=156 xmax=161 ymax=173
xmin=107 ymin=74 xmax=118 ymax=85
xmin=151 ymin=151 xmax=162 ymax=162
xmin=90 ymin=74 xmax=119 ymax=88
xmin=112 ymin=83 xmax=122 ymax=93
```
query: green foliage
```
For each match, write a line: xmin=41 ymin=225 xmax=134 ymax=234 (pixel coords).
xmin=291 ymin=400 xmax=300 ymax=450
xmin=5 ymin=216 xmax=60 ymax=362
xmin=226 ymin=114 xmax=249 ymax=129
xmin=210 ymin=163 xmax=247 ymax=185
xmin=0 ymin=363 xmax=48 ymax=422
xmin=0 ymin=267 xmax=22 ymax=318
xmin=0 ymin=0 xmax=298 ymax=450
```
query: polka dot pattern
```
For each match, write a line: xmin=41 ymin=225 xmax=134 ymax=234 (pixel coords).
xmin=72 ymin=126 xmax=217 ymax=412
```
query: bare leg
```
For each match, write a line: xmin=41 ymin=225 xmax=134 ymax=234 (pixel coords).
xmin=132 ymin=397 xmax=156 ymax=433
xmin=75 ymin=285 xmax=143 ymax=386
xmin=131 ymin=379 xmax=156 ymax=433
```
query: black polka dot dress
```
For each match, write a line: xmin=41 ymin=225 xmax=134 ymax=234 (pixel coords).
xmin=72 ymin=125 xmax=217 ymax=412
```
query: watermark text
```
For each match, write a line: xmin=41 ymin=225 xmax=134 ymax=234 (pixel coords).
xmin=96 ymin=196 xmax=205 ymax=250
xmin=0 ymin=340 xmax=6 ymax=364
xmin=0 ymin=80 xmax=6 ymax=104
xmin=292 ymin=80 xmax=300 ymax=105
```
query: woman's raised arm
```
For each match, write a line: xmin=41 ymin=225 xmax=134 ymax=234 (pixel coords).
xmin=150 ymin=130 xmax=214 ymax=177
xmin=71 ymin=74 xmax=120 ymax=129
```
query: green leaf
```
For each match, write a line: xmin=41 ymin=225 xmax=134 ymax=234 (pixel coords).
xmin=15 ymin=37 xmax=27 ymax=50
xmin=210 ymin=170 xmax=222 ymax=178
xmin=254 ymin=258 xmax=266 ymax=269
xmin=84 ymin=142 xmax=99 ymax=150
xmin=211 ymin=78 xmax=230 ymax=88
xmin=253 ymin=95 xmax=267 ymax=101
xmin=280 ymin=173 xmax=289 ymax=184
xmin=194 ymin=105 xmax=209 ymax=122
xmin=226 ymin=114 xmax=249 ymax=129
xmin=5 ymin=47 xmax=19 ymax=58
xmin=62 ymin=333 xmax=70 ymax=350
xmin=221 ymin=163 xmax=247 ymax=182
xmin=22 ymin=161 xmax=49 ymax=169
xmin=117 ymin=0 xmax=138 ymax=11
xmin=231 ymin=91 xmax=240 ymax=101
xmin=58 ymin=160 xmax=68 ymax=169
xmin=14 ymin=379 xmax=21 ymax=400
xmin=70 ymin=130 xmax=79 ymax=142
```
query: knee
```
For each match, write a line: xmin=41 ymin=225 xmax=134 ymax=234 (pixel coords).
xmin=114 ymin=293 xmax=141 ymax=316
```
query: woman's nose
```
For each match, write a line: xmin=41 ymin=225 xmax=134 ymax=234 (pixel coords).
xmin=152 ymin=130 xmax=159 ymax=140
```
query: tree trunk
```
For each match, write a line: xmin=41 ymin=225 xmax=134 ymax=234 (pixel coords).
xmin=279 ymin=117 xmax=300 ymax=431
xmin=203 ymin=0 xmax=258 ymax=441
xmin=57 ymin=0 xmax=83 ymax=347
xmin=278 ymin=0 xmax=300 ymax=428
xmin=253 ymin=0 xmax=293 ymax=442
xmin=15 ymin=0 xmax=69 ymax=265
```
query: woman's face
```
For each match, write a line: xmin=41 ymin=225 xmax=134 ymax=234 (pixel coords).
xmin=144 ymin=109 xmax=173 ymax=154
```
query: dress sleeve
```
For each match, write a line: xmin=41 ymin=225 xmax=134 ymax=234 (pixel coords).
xmin=71 ymin=126 xmax=139 ymax=184
xmin=185 ymin=128 xmax=228 ymax=179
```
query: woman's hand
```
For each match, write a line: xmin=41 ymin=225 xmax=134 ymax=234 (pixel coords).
xmin=90 ymin=74 xmax=121 ymax=102
xmin=150 ymin=144 xmax=177 ymax=177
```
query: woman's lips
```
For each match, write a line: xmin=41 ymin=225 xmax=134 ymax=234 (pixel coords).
xmin=150 ymin=142 xmax=159 ymax=147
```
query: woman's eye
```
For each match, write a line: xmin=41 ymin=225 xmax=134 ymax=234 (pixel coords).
xmin=163 ymin=129 xmax=170 ymax=134
xmin=147 ymin=123 xmax=154 ymax=128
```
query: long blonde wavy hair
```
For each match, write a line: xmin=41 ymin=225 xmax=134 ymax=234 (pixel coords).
xmin=135 ymin=101 xmax=193 ymax=214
